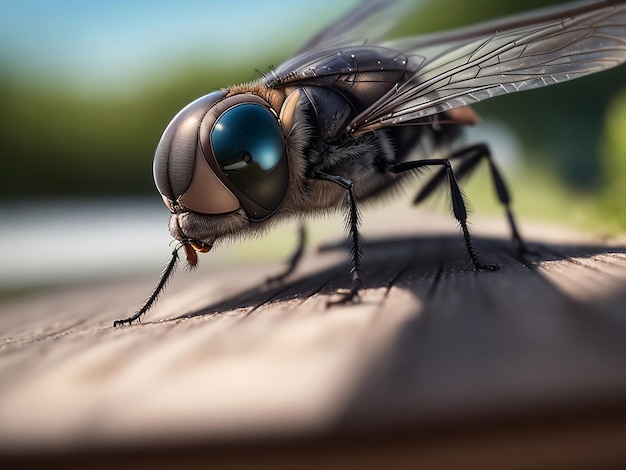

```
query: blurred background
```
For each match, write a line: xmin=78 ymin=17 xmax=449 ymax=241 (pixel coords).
xmin=1 ymin=0 xmax=626 ymax=298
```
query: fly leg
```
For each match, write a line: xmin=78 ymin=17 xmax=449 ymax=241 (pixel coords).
xmin=266 ymin=222 xmax=307 ymax=285
xmin=314 ymin=171 xmax=363 ymax=304
xmin=414 ymin=143 xmax=527 ymax=255
xmin=113 ymin=246 xmax=181 ymax=327
xmin=392 ymin=158 xmax=497 ymax=271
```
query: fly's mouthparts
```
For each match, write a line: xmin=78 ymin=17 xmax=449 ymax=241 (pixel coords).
xmin=190 ymin=240 xmax=212 ymax=253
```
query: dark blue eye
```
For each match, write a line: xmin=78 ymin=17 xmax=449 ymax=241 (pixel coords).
xmin=210 ymin=103 xmax=288 ymax=218
xmin=212 ymin=104 xmax=284 ymax=178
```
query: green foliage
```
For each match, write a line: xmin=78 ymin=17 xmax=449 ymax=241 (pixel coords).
xmin=0 ymin=64 xmax=260 ymax=198
xmin=600 ymin=88 xmax=626 ymax=230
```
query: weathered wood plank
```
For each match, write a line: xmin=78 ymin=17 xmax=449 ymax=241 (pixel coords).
xmin=1 ymin=210 xmax=625 ymax=468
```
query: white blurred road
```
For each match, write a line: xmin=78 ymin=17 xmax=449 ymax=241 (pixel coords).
xmin=0 ymin=199 xmax=173 ymax=288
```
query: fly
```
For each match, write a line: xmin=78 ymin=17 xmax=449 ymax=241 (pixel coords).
xmin=114 ymin=0 xmax=626 ymax=326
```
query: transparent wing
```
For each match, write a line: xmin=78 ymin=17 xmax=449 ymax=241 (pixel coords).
xmin=274 ymin=0 xmax=416 ymax=76
xmin=347 ymin=0 xmax=626 ymax=135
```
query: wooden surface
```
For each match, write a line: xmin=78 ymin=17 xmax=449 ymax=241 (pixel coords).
xmin=1 ymin=209 xmax=626 ymax=469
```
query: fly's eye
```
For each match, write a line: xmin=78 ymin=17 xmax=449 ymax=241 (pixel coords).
xmin=209 ymin=103 xmax=288 ymax=219
xmin=211 ymin=104 xmax=284 ymax=178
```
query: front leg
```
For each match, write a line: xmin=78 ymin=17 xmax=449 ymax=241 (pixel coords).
xmin=314 ymin=171 xmax=363 ymax=304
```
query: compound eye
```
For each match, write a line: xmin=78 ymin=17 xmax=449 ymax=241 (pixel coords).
xmin=212 ymin=104 xmax=284 ymax=177
xmin=210 ymin=103 xmax=288 ymax=216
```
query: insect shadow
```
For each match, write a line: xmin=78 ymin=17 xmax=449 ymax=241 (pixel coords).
xmin=175 ymin=234 xmax=626 ymax=321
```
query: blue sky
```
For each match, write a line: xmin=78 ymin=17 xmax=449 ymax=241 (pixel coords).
xmin=0 ymin=0 xmax=354 ymax=93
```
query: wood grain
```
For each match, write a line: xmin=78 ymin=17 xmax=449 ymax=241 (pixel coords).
xmin=1 ymin=211 xmax=625 ymax=469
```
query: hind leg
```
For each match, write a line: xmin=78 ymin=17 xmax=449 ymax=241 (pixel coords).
xmin=392 ymin=158 xmax=497 ymax=271
xmin=413 ymin=143 xmax=526 ymax=255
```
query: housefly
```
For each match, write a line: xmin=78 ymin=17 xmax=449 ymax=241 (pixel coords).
xmin=114 ymin=0 xmax=626 ymax=326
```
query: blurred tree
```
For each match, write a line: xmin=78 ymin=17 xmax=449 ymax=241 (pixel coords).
xmin=0 ymin=64 xmax=261 ymax=198
xmin=600 ymin=87 xmax=626 ymax=230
